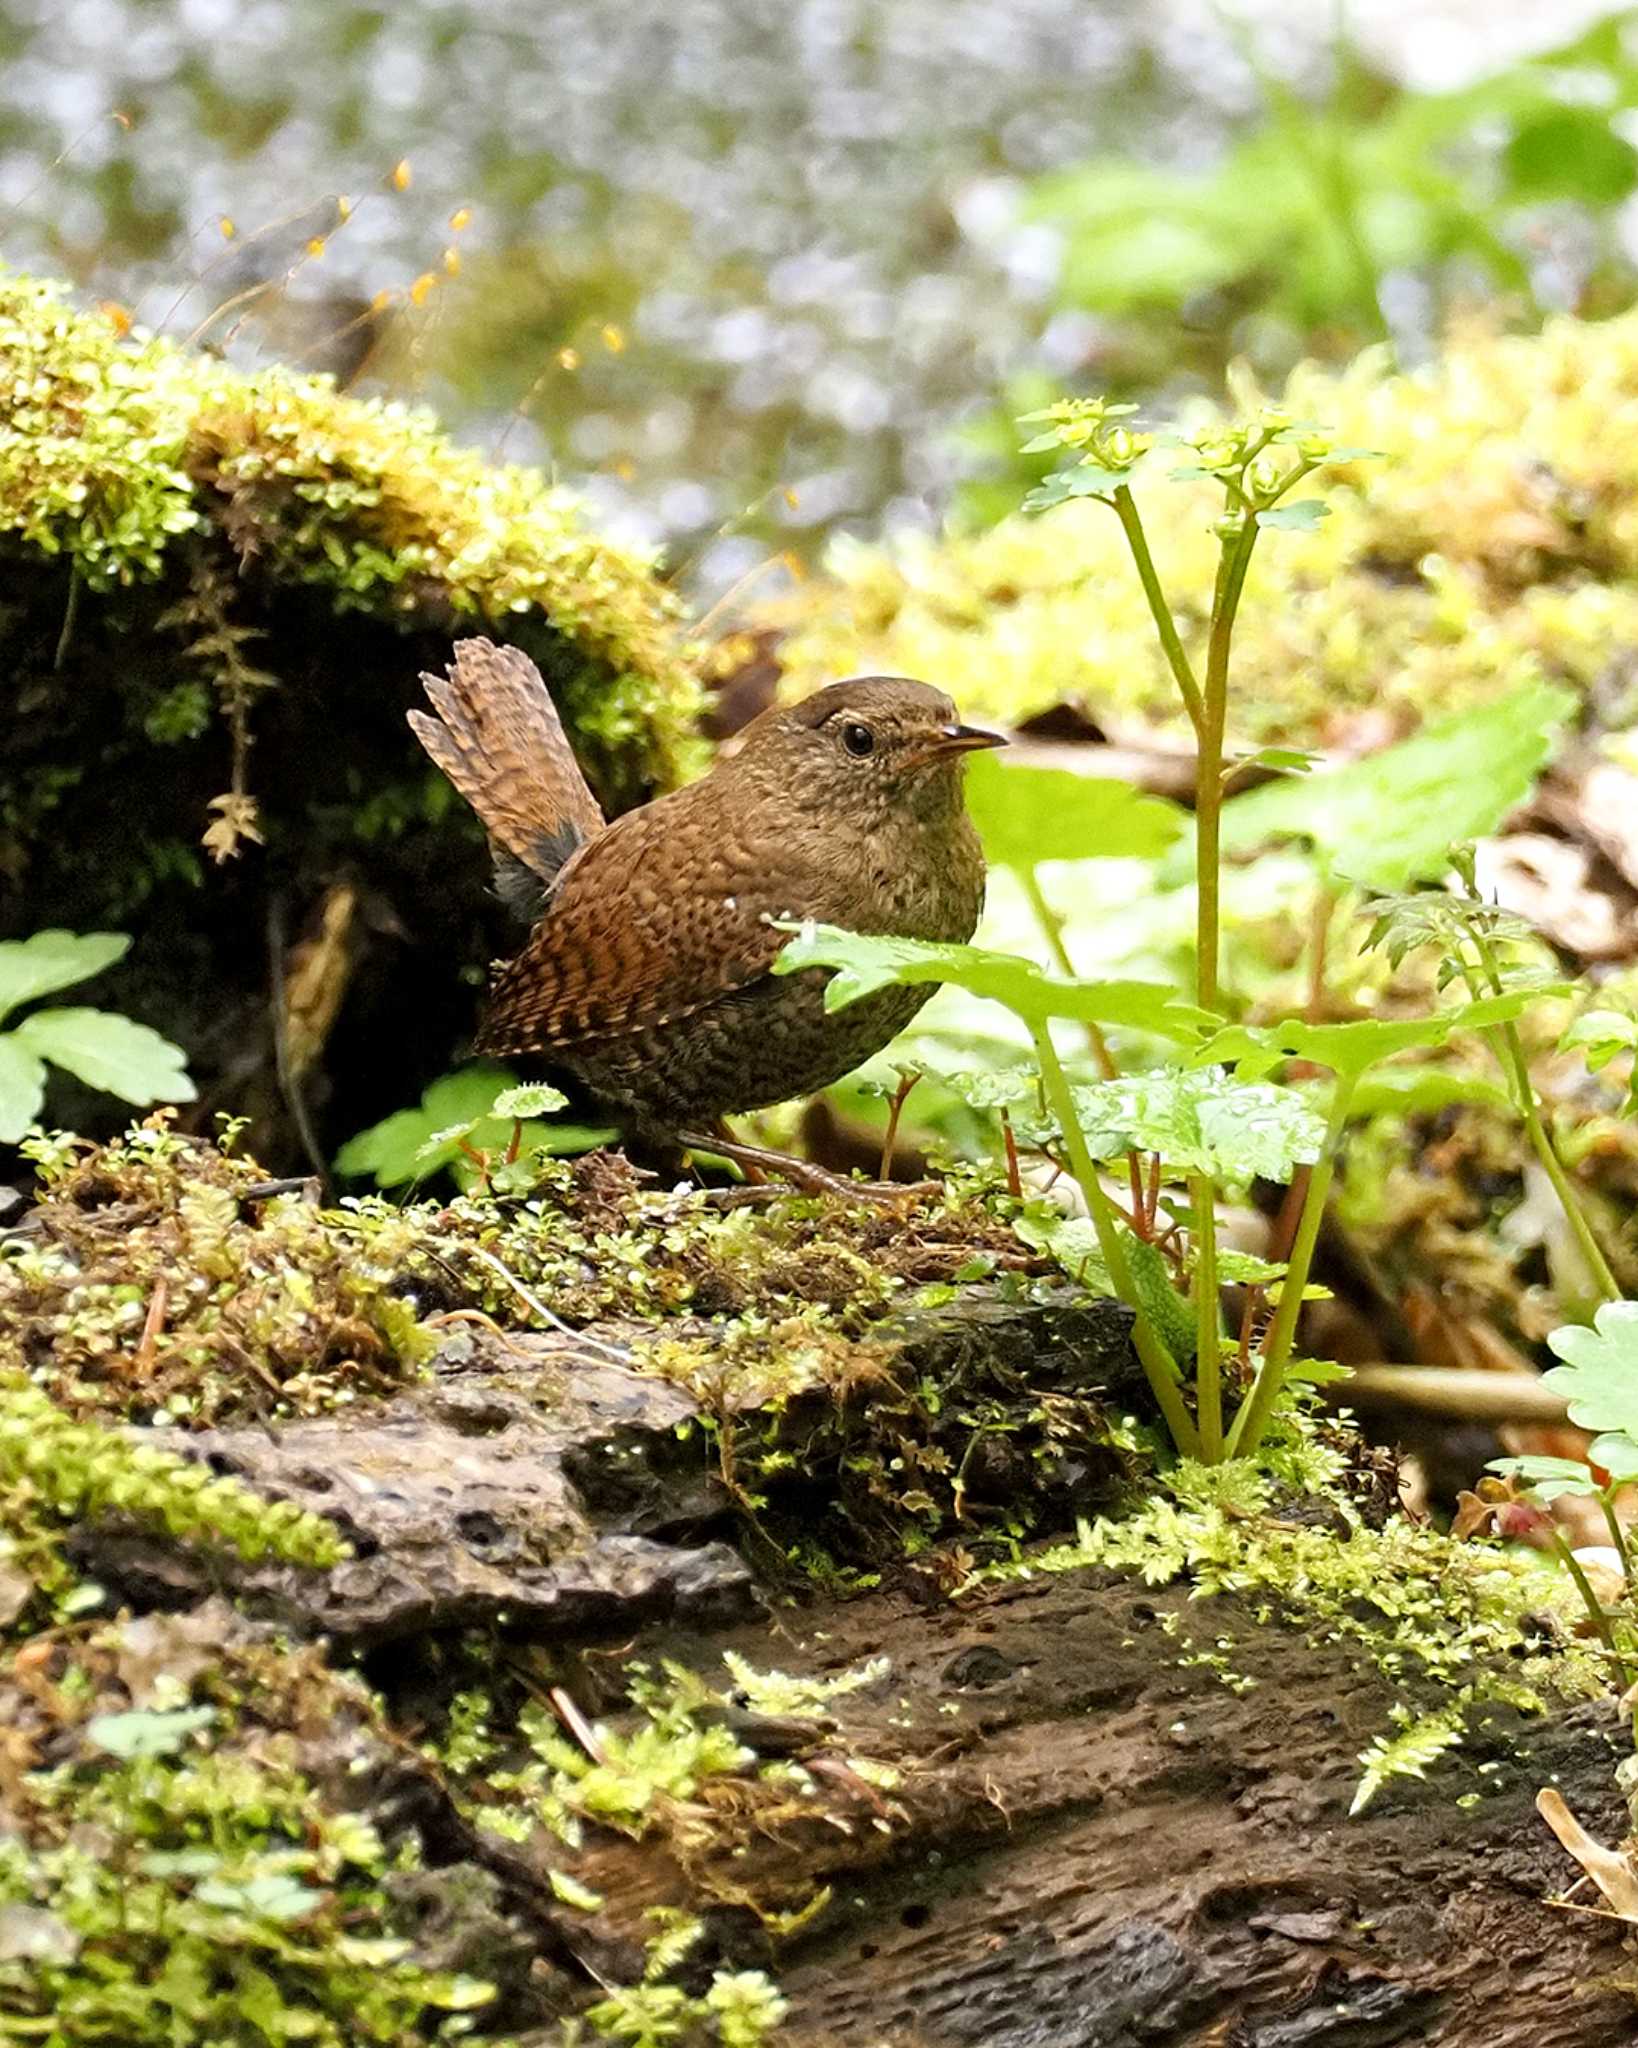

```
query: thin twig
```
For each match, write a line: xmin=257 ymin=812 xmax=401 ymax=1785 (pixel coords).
xmin=467 ymin=1245 xmax=633 ymax=1364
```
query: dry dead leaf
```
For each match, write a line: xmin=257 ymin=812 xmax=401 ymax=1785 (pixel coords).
xmin=1537 ymin=1786 xmax=1638 ymax=1921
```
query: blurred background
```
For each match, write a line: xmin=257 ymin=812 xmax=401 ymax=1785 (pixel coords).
xmin=3 ymin=0 xmax=1633 ymax=598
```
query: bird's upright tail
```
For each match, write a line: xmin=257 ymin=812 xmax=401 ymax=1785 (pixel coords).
xmin=409 ymin=637 xmax=607 ymax=917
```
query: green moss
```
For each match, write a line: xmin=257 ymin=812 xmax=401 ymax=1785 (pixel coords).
xmin=0 ymin=1626 xmax=508 ymax=2047
xmin=3 ymin=1120 xmax=436 ymax=1428
xmin=0 ymin=270 xmax=700 ymax=791
xmin=1001 ymin=1459 xmax=1603 ymax=1807
xmin=765 ymin=311 xmax=1638 ymax=742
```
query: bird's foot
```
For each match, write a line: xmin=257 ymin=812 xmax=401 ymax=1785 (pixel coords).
xmin=674 ymin=1128 xmax=936 ymax=1208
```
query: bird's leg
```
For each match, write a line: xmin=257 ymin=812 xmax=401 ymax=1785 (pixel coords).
xmin=712 ymin=1118 xmax=768 ymax=1184
xmin=673 ymin=1126 xmax=935 ymax=1207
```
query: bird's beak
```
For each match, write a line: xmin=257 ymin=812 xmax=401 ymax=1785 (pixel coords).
xmin=936 ymin=722 xmax=1008 ymax=754
xmin=906 ymin=722 xmax=1008 ymax=770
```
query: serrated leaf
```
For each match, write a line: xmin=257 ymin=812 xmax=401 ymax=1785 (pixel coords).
xmin=1197 ymin=988 xmax=1571 ymax=1085
xmin=0 ymin=930 xmax=129 ymax=1027
xmin=14 ymin=1009 xmax=194 ymax=1107
xmin=1066 ymin=1066 xmax=1324 ymax=1185
xmin=774 ymin=924 xmax=1213 ymax=1041
xmin=492 ymin=1082 xmax=569 ymax=1119
xmin=964 ymin=751 xmax=1185 ymax=871
xmin=1257 ymin=498 xmax=1329 ymax=531
xmin=1221 ymin=681 xmax=1575 ymax=892
xmin=1543 ymin=1302 xmax=1638 ymax=1441
xmin=0 ymin=1036 xmax=48 ymax=1145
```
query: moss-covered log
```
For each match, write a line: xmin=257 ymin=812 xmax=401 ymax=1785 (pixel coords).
xmin=0 ymin=273 xmax=704 ymax=1168
xmin=4 ymin=1130 xmax=1634 ymax=2044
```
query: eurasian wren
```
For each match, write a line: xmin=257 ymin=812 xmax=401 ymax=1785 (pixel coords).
xmin=409 ymin=638 xmax=1003 ymax=1158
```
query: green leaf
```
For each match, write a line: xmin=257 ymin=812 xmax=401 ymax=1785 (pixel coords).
xmin=1022 ymin=463 xmax=1128 ymax=512
xmin=195 ymin=1873 xmax=326 ymax=1923
xmin=1559 ymin=1009 xmax=1638 ymax=1074
xmin=1504 ymin=107 xmax=1638 ymax=207
xmin=335 ymin=1063 xmax=610 ymax=1188
xmin=1543 ymin=1302 xmax=1638 ymax=1441
xmin=1013 ymin=1208 xmax=1111 ymax=1293
xmin=492 ymin=1082 xmax=569 ymax=1119
xmin=1221 ymin=681 xmax=1576 ymax=892
xmin=14 ymin=1009 xmax=194 ymax=1108
xmin=1488 ymin=1453 xmax=1601 ymax=1504
xmin=1229 ymin=746 xmax=1320 ymax=777
xmin=0 ymin=1036 xmax=48 ymax=1145
xmin=775 ymin=924 xmax=1213 ymax=1041
xmin=86 ymin=1705 xmax=216 ymax=1760
xmin=1257 ymin=498 xmax=1329 ymax=531
xmin=1346 ymin=1065 xmax=1515 ymax=1119
xmin=0 ymin=930 xmax=129 ymax=1028
xmin=963 ymin=751 xmax=1186 ymax=870
xmin=1066 ymin=1066 xmax=1325 ymax=1186
xmin=1197 ymin=988 xmax=1570 ymax=1085
xmin=1590 ymin=1434 xmax=1638 ymax=1484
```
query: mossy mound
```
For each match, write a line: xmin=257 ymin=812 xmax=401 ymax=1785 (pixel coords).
xmin=0 ymin=273 xmax=704 ymax=1168
xmin=766 ymin=312 xmax=1638 ymax=742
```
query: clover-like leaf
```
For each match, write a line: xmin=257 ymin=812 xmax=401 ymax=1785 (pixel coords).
xmin=963 ymin=751 xmax=1185 ymax=871
xmin=196 ymin=1873 xmax=326 ymax=1923
xmin=1487 ymin=1453 xmax=1603 ymax=1504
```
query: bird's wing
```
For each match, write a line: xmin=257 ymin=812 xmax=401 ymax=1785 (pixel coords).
xmin=408 ymin=638 xmax=606 ymax=897
xmin=473 ymin=792 xmax=803 ymax=1057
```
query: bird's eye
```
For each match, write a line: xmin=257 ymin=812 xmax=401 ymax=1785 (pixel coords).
xmin=841 ymin=722 xmax=875 ymax=758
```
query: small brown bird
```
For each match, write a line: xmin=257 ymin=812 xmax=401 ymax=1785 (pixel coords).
xmin=409 ymin=638 xmax=1003 ymax=1186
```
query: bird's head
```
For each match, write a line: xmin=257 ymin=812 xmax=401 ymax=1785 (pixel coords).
xmin=730 ymin=675 xmax=1006 ymax=825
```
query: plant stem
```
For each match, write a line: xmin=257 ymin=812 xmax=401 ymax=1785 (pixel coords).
xmin=1227 ymin=1071 xmax=1356 ymax=1457
xmin=1192 ymin=1170 xmax=1222 ymax=1462
xmin=1032 ymin=1026 xmax=1201 ymax=1458
xmin=1598 ymin=1491 xmax=1634 ymax=1588
xmin=1195 ymin=515 xmax=1258 ymax=1013
xmin=1022 ymin=867 xmax=1117 ymax=1079
xmin=1491 ymin=1022 xmax=1620 ymax=1306
xmin=1548 ymin=1525 xmax=1630 ymax=1684
xmin=1454 ymin=922 xmax=1620 ymax=1305
xmin=1111 ymin=486 xmax=1204 ymax=735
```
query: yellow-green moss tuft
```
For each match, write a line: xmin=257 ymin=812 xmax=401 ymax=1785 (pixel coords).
xmin=767 ymin=311 xmax=1638 ymax=742
xmin=0 ymin=269 xmax=701 ymax=787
